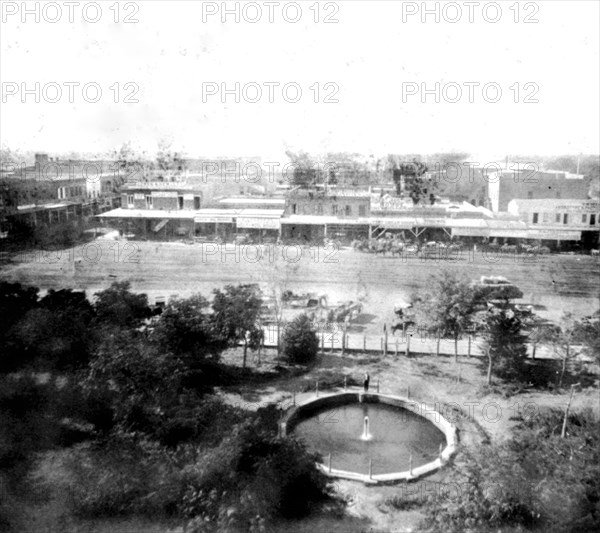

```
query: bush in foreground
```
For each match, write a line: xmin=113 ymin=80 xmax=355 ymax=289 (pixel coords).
xmin=45 ymin=409 xmax=332 ymax=532
xmin=420 ymin=408 xmax=600 ymax=533
xmin=281 ymin=314 xmax=319 ymax=365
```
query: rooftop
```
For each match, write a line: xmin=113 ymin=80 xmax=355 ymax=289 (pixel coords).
xmin=123 ymin=181 xmax=197 ymax=191
xmin=218 ymin=197 xmax=285 ymax=205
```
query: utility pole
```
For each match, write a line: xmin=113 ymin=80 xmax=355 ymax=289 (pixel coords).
xmin=561 ymin=383 xmax=580 ymax=438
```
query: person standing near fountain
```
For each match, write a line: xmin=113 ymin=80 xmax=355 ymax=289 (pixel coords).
xmin=363 ymin=372 xmax=370 ymax=392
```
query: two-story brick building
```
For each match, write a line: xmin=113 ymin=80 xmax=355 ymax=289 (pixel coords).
xmin=100 ymin=182 xmax=284 ymax=241
xmin=488 ymin=169 xmax=591 ymax=212
xmin=281 ymin=188 xmax=371 ymax=241
xmin=428 ymin=166 xmax=592 ymax=212
xmin=508 ymin=198 xmax=600 ymax=248
xmin=0 ymin=153 xmax=120 ymax=238
xmin=121 ymin=182 xmax=202 ymax=211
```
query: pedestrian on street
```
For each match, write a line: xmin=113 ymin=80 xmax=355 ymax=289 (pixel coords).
xmin=363 ymin=372 xmax=370 ymax=393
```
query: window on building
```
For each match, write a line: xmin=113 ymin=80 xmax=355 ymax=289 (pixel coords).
xmin=178 ymin=196 xmax=184 ymax=210
xmin=563 ymin=213 xmax=568 ymax=225
xmin=127 ymin=194 xmax=134 ymax=206
xmin=359 ymin=205 xmax=366 ymax=217
xmin=332 ymin=204 xmax=338 ymax=215
xmin=542 ymin=212 xmax=550 ymax=223
xmin=194 ymin=196 xmax=201 ymax=210
xmin=555 ymin=213 xmax=561 ymax=223
xmin=527 ymin=191 xmax=533 ymax=199
xmin=316 ymin=204 xmax=323 ymax=215
xmin=532 ymin=213 xmax=539 ymax=224
xmin=291 ymin=203 xmax=297 ymax=214
xmin=582 ymin=214 xmax=587 ymax=224
xmin=146 ymin=195 xmax=153 ymax=209
xmin=590 ymin=214 xmax=596 ymax=226
xmin=345 ymin=205 xmax=351 ymax=216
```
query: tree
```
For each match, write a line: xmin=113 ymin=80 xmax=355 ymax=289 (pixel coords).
xmin=12 ymin=289 xmax=95 ymax=371
xmin=422 ymin=408 xmax=600 ymax=533
xmin=111 ymin=141 xmax=147 ymax=186
xmin=281 ymin=314 xmax=319 ymax=365
xmin=412 ymin=270 xmax=479 ymax=361
xmin=577 ymin=319 xmax=600 ymax=364
xmin=285 ymin=150 xmax=318 ymax=188
xmin=261 ymin=260 xmax=299 ymax=356
xmin=391 ymin=159 xmax=433 ymax=204
xmin=479 ymin=304 xmax=529 ymax=385
xmin=541 ymin=312 xmax=580 ymax=389
xmin=0 ymin=282 xmax=40 ymax=372
xmin=93 ymin=281 xmax=151 ymax=328
xmin=156 ymin=137 xmax=181 ymax=173
xmin=0 ymin=144 xmax=22 ymax=169
xmin=153 ymin=294 xmax=223 ymax=361
xmin=212 ymin=284 xmax=263 ymax=368
xmin=84 ymin=328 xmax=184 ymax=434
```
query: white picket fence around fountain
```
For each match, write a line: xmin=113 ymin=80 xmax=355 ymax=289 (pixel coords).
xmin=280 ymin=390 xmax=458 ymax=485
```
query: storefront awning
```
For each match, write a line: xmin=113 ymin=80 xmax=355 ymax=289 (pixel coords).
xmin=194 ymin=216 xmax=234 ymax=224
xmin=527 ymin=229 xmax=581 ymax=241
xmin=236 ymin=217 xmax=280 ymax=230
xmin=452 ymin=227 xmax=490 ymax=237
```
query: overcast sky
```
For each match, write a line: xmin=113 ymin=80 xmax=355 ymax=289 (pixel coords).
xmin=1 ymin=0 xmax=598 ymax=160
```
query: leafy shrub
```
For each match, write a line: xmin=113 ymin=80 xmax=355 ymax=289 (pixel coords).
xmin=181 ymin=417 xmax=332 ymax=530
xmin=54 ymin=412 xmax=332 ymax=530
xmin=56 ymin=433 xmax=184 ymax=518
xmin=420 ymin=408 xmax=600 ymax=533
xmin=281 ymin=314 xmax=319 ymax=365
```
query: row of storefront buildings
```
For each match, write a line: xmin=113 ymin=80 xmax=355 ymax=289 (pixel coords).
xmin=96 ymin=179 xmax=600 ymax=249
xmin=1 ymin=155 xmax=599 ymax=249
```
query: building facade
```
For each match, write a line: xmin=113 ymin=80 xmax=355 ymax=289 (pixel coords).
xmin=1 ymin=153 xmax=120 ymax=238
xmin=489 ymin=169 xmax=591 ymax=212
xmin=508 ymin=198 xmax=600 ymax=247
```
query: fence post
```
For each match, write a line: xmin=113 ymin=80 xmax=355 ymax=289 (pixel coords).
xmin=293 ymin=391 xmax=296 ymax=406
xmin=409 ymin=454 xmax=413 ymax=476
xmin=436 ymin=330 xmax=441 ymax=357
xmin=344 ymin=376 xmax=347 ymax=391
xmin=384 ymin=329 xmax=388 ymax=357
xmin=380 ymin=337 xmax=384 ymax=355
xmin=395 ymin=338 xmax=398 ymax=356
xmin=316 ymin=381 xmax=319 ymax=398
xmin=331 ymin=332 xmax=335 ymax=354
xmin=468 ymin=335 xmax=472 ymax=357
xmin=341 ymin=331 xmax=345 ymax=356
xmin=377 ymin=379 xmax=380 ymax=393
xmin=369 ymin=458 xmax=373 ymax=480
xmin=363 ymin=334 xmax=367 ymax=351
xmin=405 ymin=334 xmax=411 ymax=356
xmin=320 ymin=331 xmax=324 ymax=355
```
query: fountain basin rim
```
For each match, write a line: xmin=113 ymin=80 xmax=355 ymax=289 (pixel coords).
xmin=281 ymin=392 xmax=458 ymax=485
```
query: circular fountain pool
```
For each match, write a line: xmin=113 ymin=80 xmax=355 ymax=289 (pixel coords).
xmin=283 ymin=392 xmax=457 ymax=483
xmin=293 ymin=402 xmax=445 ymax=476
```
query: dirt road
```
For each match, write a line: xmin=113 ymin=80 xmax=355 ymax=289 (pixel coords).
xmin=2 ymin=241 xmax=598 ymax=329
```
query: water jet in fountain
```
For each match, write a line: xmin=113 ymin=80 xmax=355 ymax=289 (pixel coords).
xmin=361 ymin=416 xmax=372 ymax=441
xmin=292 ymin=398 xmax=446 ymax=477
